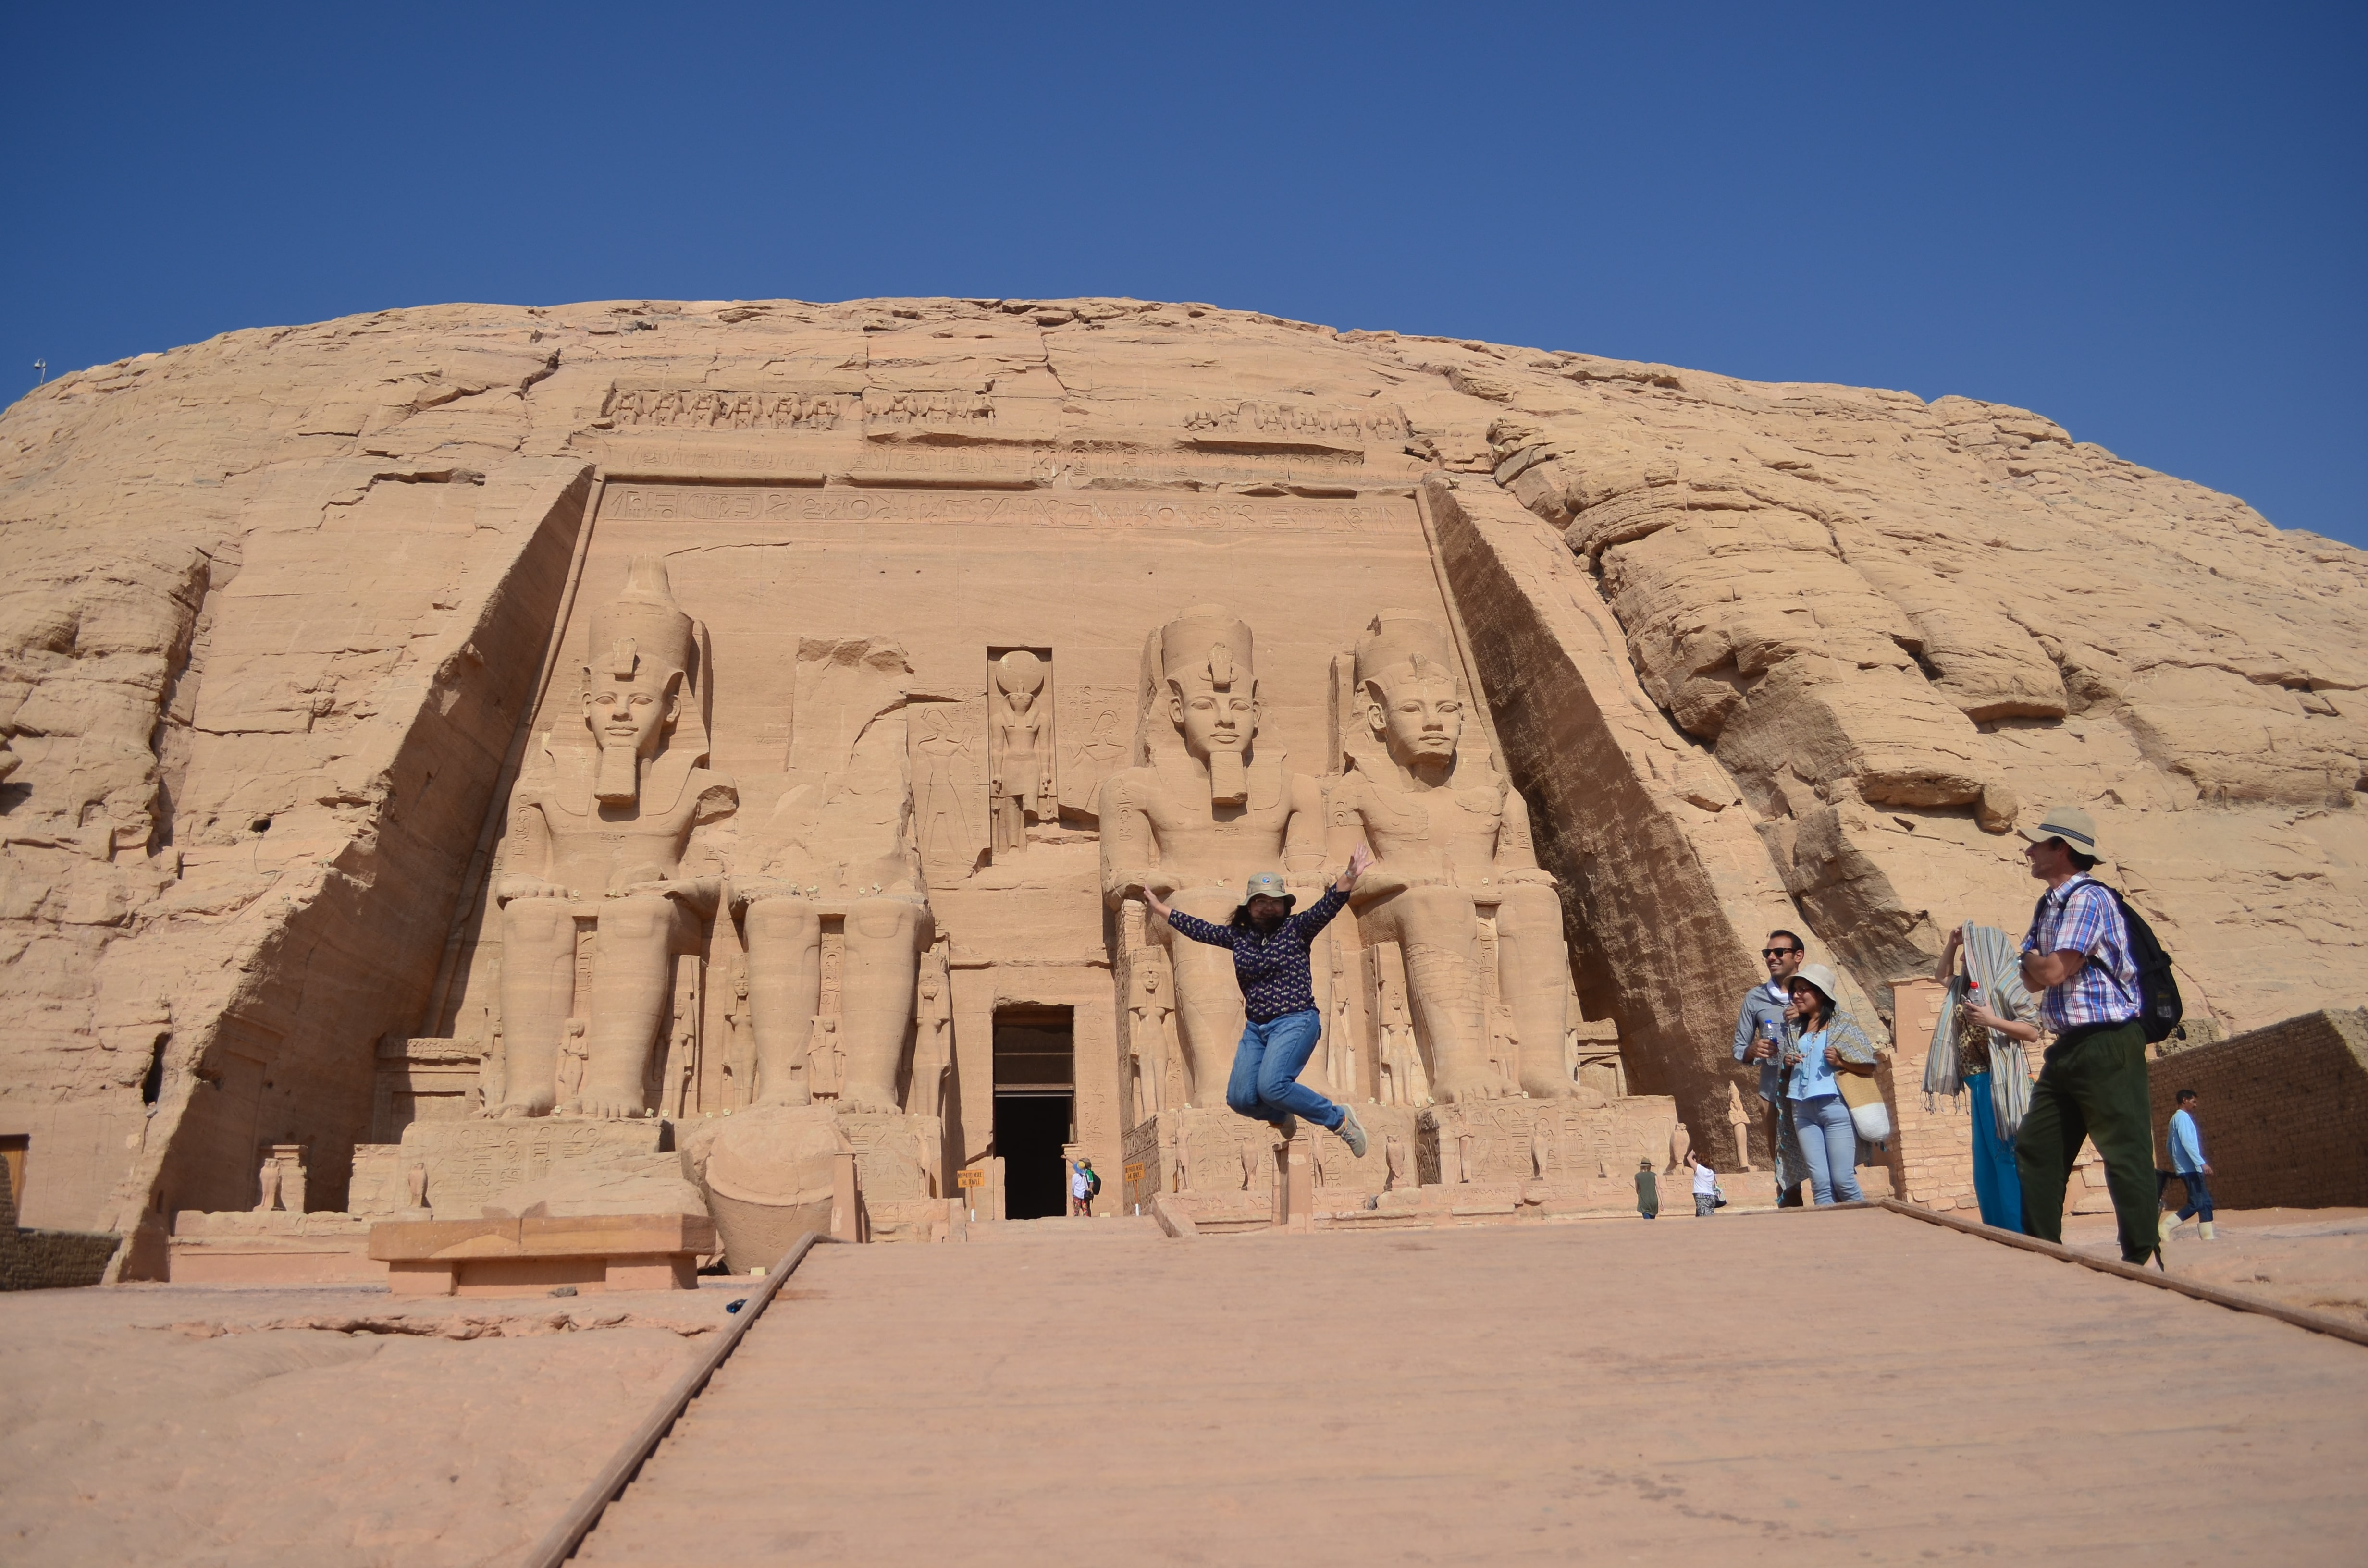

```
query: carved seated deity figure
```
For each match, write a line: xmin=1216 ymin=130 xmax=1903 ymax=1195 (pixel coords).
xmin=732 ymin=640 xmax=933 ymax=1113
xmin=1329 ymin=612 xmax=1573 ymax=1103
xmin=1099 ymin=604 xmax=1325 ymax=1105
xmin=492 ymin=557 xmax=737 ymax=1118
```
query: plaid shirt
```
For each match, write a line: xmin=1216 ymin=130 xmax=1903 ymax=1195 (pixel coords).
xmin=2022 ymin=874 xmax=2139 ymax=1032
xmin=1165 ymin=886 xmax=1349 ymax=1022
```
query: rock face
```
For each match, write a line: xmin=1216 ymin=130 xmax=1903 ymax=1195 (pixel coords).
xmin=0 ymin=296 xmax=2361 ymax=1229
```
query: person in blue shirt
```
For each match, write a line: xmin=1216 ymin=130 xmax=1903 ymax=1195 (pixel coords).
xmin=1146 ymin=845 xmax=1373 ymax=1157
xmin=1780 ymin=963 xmax=1879 ymax=1205
xmin=2162 ymin=1089 xmax=2216 ymax=1241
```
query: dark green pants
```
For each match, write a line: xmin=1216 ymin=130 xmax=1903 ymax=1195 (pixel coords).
xmin=2016 ymin=1020 xmax=2157 ymax=1262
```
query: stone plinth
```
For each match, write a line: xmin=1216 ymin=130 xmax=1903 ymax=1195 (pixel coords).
xmin=350 ymin=1118 xmax=672 ymax=1220
xmin=368 ymin=1213 xmax=715 ymax=1296
xmin=1121 ymin=1104 xmax=1431 ymax=1207
xmin=371 ymin=1035 xmax=485 ymax=1143
xmin=1121 ymin=1106 xmax=1281 ymax=1228
xmin=1418 ymin=1095 xmax=1679 ymax=1208
xmin=168 ymin=1211 xmax=384 ymax=1285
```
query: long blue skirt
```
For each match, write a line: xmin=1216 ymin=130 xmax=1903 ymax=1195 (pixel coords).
xmin=1965 ymin=1070 xmax=2023 ymax=1232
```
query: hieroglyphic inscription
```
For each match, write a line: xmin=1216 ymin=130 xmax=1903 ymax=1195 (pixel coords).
xmin=1181 ymin=400 xmax=1410 ymax=442
xmin=862 ymin=388 xmax=993 ymax=425
xmin=593 ymin=439 xmax=1404 ymax=490
xmin=607 ymin=388 xmax=853 ymax=430
xmin=602 ymin=483 xmax=1409 ymax=533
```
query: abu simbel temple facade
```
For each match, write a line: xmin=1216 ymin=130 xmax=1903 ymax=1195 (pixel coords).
xmin=2 ymin=297 xmax=2363 ymax=1273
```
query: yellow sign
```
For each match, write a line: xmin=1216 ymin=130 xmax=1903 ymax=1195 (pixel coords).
xmin=1124 ymin=1162 xmax=1147 ymax=1183
xmin=955 ymin=1168 xmax=987 ymax=1189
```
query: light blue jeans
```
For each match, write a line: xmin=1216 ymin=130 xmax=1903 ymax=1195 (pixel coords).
xmin=1225 ymin=1009 xmax=1344 ymax=1130
xmin=1792 ymin=1093 xmax=1863 ymax=1205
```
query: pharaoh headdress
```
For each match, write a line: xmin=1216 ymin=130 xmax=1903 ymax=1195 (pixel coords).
xmin=1337 ymin=610 xmax=1495 ymax=780
xmin=1137 ymin=603 xmax=1259 ymax=804
xmin=578 ymin=554 xmax=711 ymax=801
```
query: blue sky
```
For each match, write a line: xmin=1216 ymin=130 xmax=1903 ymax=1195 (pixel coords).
xmin=5 ymin=3 xmax=2362 ymax=544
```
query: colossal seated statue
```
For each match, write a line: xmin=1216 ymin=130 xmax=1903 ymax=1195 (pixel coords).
xmin=1099 ymin=604 xmax=1326 ymax=1105
xmin=731 ymin=637 xmax=933 ymax=1113
xmin=1330 ymin=612 xmax=1574 ymax=1103
xmin=492 ymin=557 xmax=737 ymax=1119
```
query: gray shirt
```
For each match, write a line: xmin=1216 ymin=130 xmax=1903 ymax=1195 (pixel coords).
xmin=1732 ymin=980 xmax=1790 ymax=1104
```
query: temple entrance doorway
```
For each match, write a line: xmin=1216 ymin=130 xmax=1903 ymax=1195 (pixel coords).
xmin=992 ymin=1006 xmax=1074 ymax=1221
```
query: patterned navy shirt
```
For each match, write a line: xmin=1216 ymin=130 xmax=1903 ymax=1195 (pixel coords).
xmin=1164 ymin=886 xmax=1350 ymax=1022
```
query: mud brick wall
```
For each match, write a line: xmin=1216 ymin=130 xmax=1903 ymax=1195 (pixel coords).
xmin=0 ymin=1167 xmax=119 ymax=1290
xmin=0 ymin=1228 xmax=120 ymax=1291
xmin=2150 ymin=1008 xmax=2368 ymax=1211
xmin=1880 ymin=1050 xmax=1979 ymax=1213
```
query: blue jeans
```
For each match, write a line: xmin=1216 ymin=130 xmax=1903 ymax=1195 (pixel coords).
xmin=2174 ymin=1170 xmax=2214 ymax=1222
xmin=1792 ymin=1094 xmax=1862 ymax=1205
xmin=1224 ymin=1009 xmax=1343 ymax=1130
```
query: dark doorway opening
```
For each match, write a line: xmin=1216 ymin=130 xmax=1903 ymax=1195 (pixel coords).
xmin=993 ymin=1006 xmax=1073 ymax=1221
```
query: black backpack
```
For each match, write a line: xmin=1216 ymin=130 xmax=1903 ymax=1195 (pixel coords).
xmin=1087 ymin=1169 xmax=1103 ymax=1197
xmin=2031 ymin=880 xmax=2184 ymax=1043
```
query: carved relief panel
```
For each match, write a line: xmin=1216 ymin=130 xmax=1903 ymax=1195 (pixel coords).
xmin=1059 ymin=683 xmax=1133 ymax=822
xmin=909 ymin=698 xmax=987 ymax=886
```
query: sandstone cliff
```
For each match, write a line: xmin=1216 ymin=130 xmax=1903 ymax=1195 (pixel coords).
xmin=2 ymin=296 xmax=2360 ymax=1227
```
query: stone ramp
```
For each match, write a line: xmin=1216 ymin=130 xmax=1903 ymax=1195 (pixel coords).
xmin=573 ymin=1210 xmax=2368 ymax=1565
xmin=962 ymin=1214 xmax=1166 ymax=1244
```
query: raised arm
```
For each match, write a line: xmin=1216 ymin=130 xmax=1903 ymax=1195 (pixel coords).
xmin=1153 ymin=895 xmax=1234 ymax=949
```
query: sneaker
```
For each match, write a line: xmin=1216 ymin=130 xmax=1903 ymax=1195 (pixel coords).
xmin=2160 ymin=1213 xmax=2182 ymax=1241
xmin=1336 ymin=1104 xmax=1369 ymax=1158
xmin=1277 ymin=1114 xmax=1299 ymax=1142
xmin=2197 ymin=1221 xmax=2216 ymax=1241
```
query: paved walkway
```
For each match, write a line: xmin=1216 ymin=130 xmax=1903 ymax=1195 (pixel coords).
xmin=577 ymin=1209 xmax=2368 ymax=1565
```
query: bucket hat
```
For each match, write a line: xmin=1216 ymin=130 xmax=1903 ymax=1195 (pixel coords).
xmin=2017 ymin=804 xmax=2102 ymax=858
xmin=1790 ymin=963 xmax=1842 ymax=1007
xmin=1237 ymin=872 xmax=1296 ymax=912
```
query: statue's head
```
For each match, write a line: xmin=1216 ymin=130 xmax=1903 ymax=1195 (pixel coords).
xmin=584 ymin=556 xmax=697 ymax=804
xmin=1355 ymin=612 xmax=1463 ymax=768
xmin=993 ymin=649 xmax=1046 ymax=718
xmin=1159 ymin=605 xmax=1258 ymax=763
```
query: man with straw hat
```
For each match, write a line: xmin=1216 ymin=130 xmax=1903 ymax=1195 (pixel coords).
xmin=2013 ymin=806 xmax=2156 ymax=1265
xmin=1146 ymin=846 xmax=1374 ymax=1156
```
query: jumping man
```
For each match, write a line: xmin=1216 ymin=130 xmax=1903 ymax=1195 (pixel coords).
xmin=1145 ymin=845 xmax=1373 ymax=1156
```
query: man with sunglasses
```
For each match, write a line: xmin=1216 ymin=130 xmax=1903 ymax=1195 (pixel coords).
xmin=1733 ymin=929 xmax=1809 ymax=1205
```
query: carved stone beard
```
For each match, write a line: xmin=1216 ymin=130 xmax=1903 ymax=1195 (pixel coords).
xmin=1208 ymin=747 xmax=1246 ymax=807
xmin=595 ymin=744 xmax=642 ymax=807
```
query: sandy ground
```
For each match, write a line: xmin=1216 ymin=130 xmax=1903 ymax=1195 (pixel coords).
xmin=2062 ymin=1205 xmax=2368 ymax=1324
xmin=9 ymin=1208 xmax=2368 ymax=1565
xmin=0 ymin=1278 xmax=747 ymax=1567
